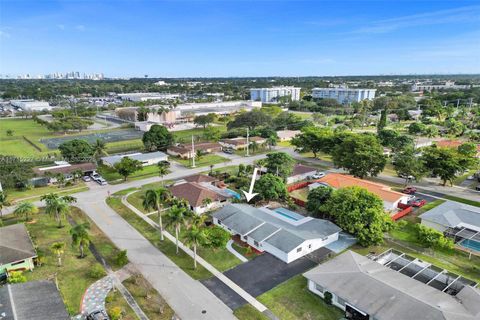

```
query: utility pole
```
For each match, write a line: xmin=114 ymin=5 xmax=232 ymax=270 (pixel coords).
xmin=191 ymin=135 xmax=196 ymax=168
xmin=246 ymin=127 xmax=250 ymax=157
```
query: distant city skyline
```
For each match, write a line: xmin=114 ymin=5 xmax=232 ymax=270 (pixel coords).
xmin=1 ymin=1 xmax=479 ymax=77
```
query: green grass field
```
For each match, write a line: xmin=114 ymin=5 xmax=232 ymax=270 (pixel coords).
xmin=174 ymin=154 xmax=230 ymax=168
xmin=8 ymin=183 xmax=88 ymax=202
xmin=98 ymin=164 xmax=163 ymax=183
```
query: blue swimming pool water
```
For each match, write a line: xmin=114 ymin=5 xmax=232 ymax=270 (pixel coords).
xmin=225 ymin=188 xmax=241 ymax=199
xmin=460 ymin=239 xmax=480 ymax=252
xmin=273 ymin=207 xmax=304 ymax=221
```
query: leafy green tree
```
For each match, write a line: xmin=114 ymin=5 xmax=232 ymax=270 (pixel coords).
xmin=205 ymin=226 xmax=231 ymax=249
xmin=165 ymin=205 xmax=190 ymax=254
xmin=415 ymin=224 xmax=454 ymax=250
xmin=227 ymin=109 xmax=272 ymax=130
xmin=143 ymin=188 xmax=171 ymax=241
xmin=137 ymin=106 xmax=150 ymax=121
xmin=421 ymin=146 xmax=467 ymax=186
xmin=194 ymin=113 xmax=216 ymax=129
xmin=377 ymin=106 xmax=388 ymax=132
xmin=408 ymin=122 xmax=427 ymax=135
xmin=115 ymin=250 xmax=128 ymax=267
xmin=41 ymin=193 xmax=76 ymax=228
xmin=291 ymin=127 xmax=334 ymax=157
xmin=445 ymin=119 xmax=466 ymax=136
xmin=423 ymin=125 xmax=438 ymax=138
xmin=262 ymin=152 xmax=296 ymax=180
xmin=142 ymin=125 xmax=174 ymax=151
xmin=184 ymin=226 xmax=208 ymax=269
xmin=203 ymin=125 xmax=222 ymax=141
xmin=51 ymin=242 xmax=66 ymax=267
xmin=6 ymin=129 xmax=14 ymax=136
xmin=114 ymin=157 xmax=143 ymax=181
xmin=0 ymin=156 xmax=35 ymax=189
xmin=321 ymin=186 xmax=391 ymax=246
xmin=377 ymin=129 xmax=399 ymax=148
xmin=13 ymin=201 xmax=38 ymax=222
xmin=0 ymin=191 xmax=10 ymax=220
xmin=393 ymin=148 xmax=428 ymax=185
xmin=306 ymin=186 xmax=333 ymax=218
xmin=70 ymin=222 xmax=90 ymax=258
xmin=59 ymin=139 xmax=94 ymax=163
xmin=332 ymin=134 xmax=386 ymax=178
xmin=254 ymin=174 xmax=287 ymax=201
xmin=8 ymin=271 xmax=27 ymax=284
xmin=457 ymin=143 xmax=479 ymax=169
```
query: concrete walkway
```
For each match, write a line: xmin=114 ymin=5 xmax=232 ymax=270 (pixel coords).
xmin=226 ymin=240 xmax=248 ymax=263
xmin=121 ymin=193 xmax=270 ymax=315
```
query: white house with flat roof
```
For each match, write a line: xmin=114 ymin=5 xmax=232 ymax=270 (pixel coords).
xmin=250 ymin=87 xmax=301 ymax=103
xmin=213 ymin=204 xmax=340 ymax=263
xmin=311 ymin=88 xmax=376 ymax=104
xmin=101 ymin=151 xmax=168 ymax=167
xmin=10 ymin=99 xmax=52 ymax=111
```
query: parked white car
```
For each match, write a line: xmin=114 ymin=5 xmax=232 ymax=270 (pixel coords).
xmin=311 ymin=172 xmax=326 ymax=179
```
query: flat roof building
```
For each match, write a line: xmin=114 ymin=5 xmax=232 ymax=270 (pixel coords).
xmin=10 ymin=99 xmax=52 ymax=111
xmin=101 ymin=151 xmax=168 ymax=167
xmin=213 ymin=204 xmax=340 ymax=263
xmin=311 ymin=88 xmax=376 ymax=104
xmin=118 ymin=92 xmax=181 ymax=101
xmin=250 ymin=87 xmax=301 ymax=103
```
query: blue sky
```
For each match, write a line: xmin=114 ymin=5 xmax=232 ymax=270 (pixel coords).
xmin=1 ymin=1 xmax=479 ymax=77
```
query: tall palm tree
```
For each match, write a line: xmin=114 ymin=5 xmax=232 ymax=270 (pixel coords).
xmin=165 ymin=206 xmax=190 ymax=254
xmin=0 ymin=191 xmax=10 ymax=220
xmin=143 ymin=188 xmax=171 ymax=241
xmin=184 ymin=226 xmax=208 ymax=269
xmin=157 ymin=162 xmax=169 ymax=186
xmin=13 ymin=201 xmax=38 ymax=222
xmin=51 ymin=242 xmax=66 ymax=267
xmin=70 ymin=222 xmax=90 ymax=258
xmin=41 ymin=194 xmax=76 ymax=228
xmin=92 ymin=139 xmax=108 ymax=163
xmin=190 ymin=214 xmax=207 ymax=228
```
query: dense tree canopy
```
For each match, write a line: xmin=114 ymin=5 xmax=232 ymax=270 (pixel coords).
xmin=254 ymin=174 xmax=287 ymax=201
xmin=306 ymin=186 xmax=333 ymax=218
xmin=227 ymin=109 xmax=272 ymax=130
xmin=142 ymin=125 xmax=174 ymax=151
xmin=261 ymin=152 xmax=296 ymax=180
xmin=58 ymin=139 xmax=94 ymax=163
xmin=113 ymin=157 xmax=143 ymax=181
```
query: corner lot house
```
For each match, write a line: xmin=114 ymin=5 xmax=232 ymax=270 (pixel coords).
xmin=286 ymin=164 xmax=317 ymax=184
xmin=0 ymin=224 xmax=37 ymax=275
xmin=167 ymin=142 xmax=222 ymax=159
xmin=101 ymin=151 xmax=168 ymax=167
xmin=277 ymin=130 xmax=300 ymax=142
xmin=213 ymin=204 xmax=341 ymax=263
xmin=169 ymin=174 xmax=237 ymax=214
xmin=304 ymin=250 xmax=480 ymax=320
xmin=219 ymin=136 xmax=266 ymax=150
xmin=33 ymin=162 xmax=97 ymax=184
xmin=420 ymin=200 xmax=480 ymax=253
xmin=0 ymin=280 xmax=70 ymax=320
xmin=317 ymin=173 xmax=409 ymax=211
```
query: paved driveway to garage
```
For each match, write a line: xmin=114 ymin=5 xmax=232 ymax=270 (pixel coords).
xmin=201 ymin=248 xmax=332 ymax=310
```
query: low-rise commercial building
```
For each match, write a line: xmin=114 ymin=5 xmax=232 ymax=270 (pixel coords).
xmin=250 ymin=87 xmax=301 ymax=103
xmin=213 ymin=204 xmax=340 ymax=263
xmin=10 ymin=99 xmax=52 ymax=111
xmin=101 ymin=151 xmax=168 ymax=167
xmin=311 ymin=88 xmax=376 ymax=104
xmin=118 ymin=92 xmax=181 ymax=101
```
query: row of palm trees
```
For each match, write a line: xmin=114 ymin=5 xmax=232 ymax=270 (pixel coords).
xmin=143 ymin=187 xmax=211 ymax=269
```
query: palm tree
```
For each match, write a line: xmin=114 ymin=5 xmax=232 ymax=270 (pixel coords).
xmin=164 ymin=206 xmax=190 ymax=254
xmin=55 ymin=173 xmax=66 ymax=188
xmin=184 ymin=226 xmax=208 ymax=269
xmin=70 ymin=222 xmax=90 ymax=258
xmin=267 ymin=136 xmax=277 ymax=150
xmin=51 ymin=242 xmax=66 ymax=267
xmin=71 ymin=169 xmax=83 ymax=183
xmin=0 ymin=191 xmax=10 ymax=220
xmin=13 ymin=201 xmax=38 ymax=222
xmin=41 ymin=194 xmax=77 ymax=228
xmin=157 ymin=162 xmax=169 ymax=186
xmin=143 ymin=188 xmax=171 ymax=241
xmin=92 ymin=139 xmax=108 ymax=163
xmin=190 ymin=214 xmax=207 ymax=228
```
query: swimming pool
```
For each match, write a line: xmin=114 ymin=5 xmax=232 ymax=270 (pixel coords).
xmin=273 ymin=207 xmax=304 ymax=221
xmin=460 ymin=239 xmax=480 ymax=252
xmin=224 ymin=188 xmax=241 ymax=199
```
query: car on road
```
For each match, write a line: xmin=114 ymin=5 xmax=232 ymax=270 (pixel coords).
xmin=311 ymin=172 xmax=326 ymax=179
xmin=86 ymin=310 xmax=109 ymax=320
xmin=82 ymin=175 xmax=92 ymax=182
xmin=223 ymin=148 xmax=234 ymax=154
xmin=407 ymin=195 xmax=416 ymax=201
xmin=158 ymin=160 xmax=170 ymax=167
xmin=402 ymin=186 xmax=417 ymax=194
xmin=409 ymin=198 xmax=426 ymax=207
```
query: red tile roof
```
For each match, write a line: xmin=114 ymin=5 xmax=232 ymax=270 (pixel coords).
xmin=169 ymin=182 xmax=226 ymax=207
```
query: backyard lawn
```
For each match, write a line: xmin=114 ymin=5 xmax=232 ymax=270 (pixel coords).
xmin=172 ymin=125 xmax=227 ymax=142
xmin=174 ymin=154 xmax=230 ymax=168
xmin=8 ymin=182 xmax=88 ymax=202
xmin=2 ymin=206 xmax=126 ymax=315
xmin=290 ymin=188 xmax=309 ymax=201
xmin=235 ymin=275 xmax=343 ymax=320
xmin=98 ymin=164 xmax=164 ymax=183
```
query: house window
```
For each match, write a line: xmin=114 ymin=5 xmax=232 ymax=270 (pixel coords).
xmin=11 ymin=260 xmax=25 ymax=266
xmin=297 ymin=247 xmax=302 ymax=253
xmin=254 ymin=240 xmax=259 ymax=247
xmin=315 ymin=283 xmax=324 ymax=293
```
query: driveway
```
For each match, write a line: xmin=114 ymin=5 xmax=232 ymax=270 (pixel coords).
xmin=201 ymin=248 xmax=332 ymax=310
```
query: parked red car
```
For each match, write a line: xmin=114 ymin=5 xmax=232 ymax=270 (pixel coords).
xmin=409 ymin=199 xmax=426 ymax=207
xmin=402 ymin=186 xmax=417 ymax=194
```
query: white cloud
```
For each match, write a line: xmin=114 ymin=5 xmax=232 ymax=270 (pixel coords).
xmin=353 ymin=5 xmax=480 ymax=34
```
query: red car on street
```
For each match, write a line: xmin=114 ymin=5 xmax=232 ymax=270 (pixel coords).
xmin=402 ymin=186 xmax=417 ymax=194
xmin=409 ymin=199 xmax=426 ymax=207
